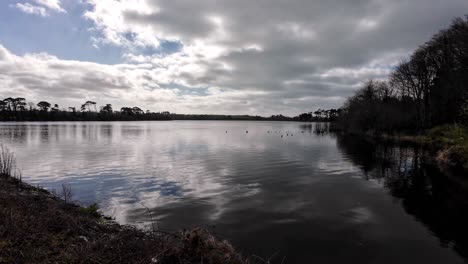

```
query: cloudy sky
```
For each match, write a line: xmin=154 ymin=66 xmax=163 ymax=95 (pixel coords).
xmin=1 ymin=0 xmax=467 ymax=115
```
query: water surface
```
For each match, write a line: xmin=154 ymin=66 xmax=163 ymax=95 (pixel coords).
xmin=1 ymin=121 xmax=467 ymax=263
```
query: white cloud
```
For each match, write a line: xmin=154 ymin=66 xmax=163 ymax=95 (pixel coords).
xmin=14 ymin=3 xmax=48 ymax=17
xmin=79 ymin=0 xmax=468 ymax=113
xmin=7 ymin=0 xmax=468 ymax=115
xmin=83 ymin=0 xmax=156 ymax=48
xmin=14 ymin=0 xmax=66 ymax=16
xmin=0 ymin=44 xmax=290 ymax=115
xmin=34 ymin=0 xmax=66 ymax=13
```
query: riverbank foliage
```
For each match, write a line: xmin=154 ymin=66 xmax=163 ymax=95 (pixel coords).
xmin=429 ymin=125 xmax=468 ymax=170
xmin=334 ymin=16 xmax=468 ymax=168
xmin=383 ymin=124 xmax=468 ymax=170
xmin=337 ymin=16 xmax=468 ymax=133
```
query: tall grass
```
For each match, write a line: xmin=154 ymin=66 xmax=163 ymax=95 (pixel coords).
xmin=0 ymin=144 xmax=16 ymax=178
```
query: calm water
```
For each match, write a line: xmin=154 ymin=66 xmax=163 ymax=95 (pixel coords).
xmin=1 ymin=121 xmax=468 ymax=263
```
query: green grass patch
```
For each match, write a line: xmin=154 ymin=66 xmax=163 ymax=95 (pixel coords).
xmin=79 ymin=203 xmax=101 ymax=217
xmin=428 ymin=124 xmax=468 ymax=169
xmin=428 ymin=124 xmax=468 ymax=145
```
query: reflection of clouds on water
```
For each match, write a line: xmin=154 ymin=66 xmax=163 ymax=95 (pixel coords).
xmin=6 ymin=121 xmax=338 ymax=224
xmin=316 ymin=159 xmax=361 ymax=175
xmin=235 ymin=183 xmax=262 ymax=197
xmin=9 ymin=121 xmax=357 ymax=225
xmin=273 ymin=199 xmax=306 ymax=214
xmin=342 ymin=207 xmax=374 ymax=224
xmin=1 ymin=121 xmax=467 ymax=263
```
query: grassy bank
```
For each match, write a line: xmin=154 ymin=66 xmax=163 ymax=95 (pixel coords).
xmin=345 ymin=124 xmax=468 ymax=171
xmin=427 ymin=125 xmax=468 ymax=170
xmin=0 ymin=169 xmax=251 ymax=263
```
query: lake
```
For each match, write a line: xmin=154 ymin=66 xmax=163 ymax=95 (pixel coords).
xmin=1 ymin=121 xmax=468 ymax=263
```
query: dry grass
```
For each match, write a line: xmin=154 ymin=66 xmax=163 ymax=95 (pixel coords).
xmin=0 ymin=144 xmax=16 ymax=178
xmin=0 ymin=144 xmax=23 ymax=184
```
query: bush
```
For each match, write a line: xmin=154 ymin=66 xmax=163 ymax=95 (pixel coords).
xmin=80 ymin=203 xmax=101 ymax=217
xmin=429 ymin=124 xmax=468 ymax=169
xmin=429 ymin=124 xmax=468 ymax=145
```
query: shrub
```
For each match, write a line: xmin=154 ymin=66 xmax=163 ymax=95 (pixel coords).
xmin=80 ymin=203 xmax=101 ymax=217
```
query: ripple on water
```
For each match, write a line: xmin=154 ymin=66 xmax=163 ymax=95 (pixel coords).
xmin=1 ymin=121 xmax=466 ymax=264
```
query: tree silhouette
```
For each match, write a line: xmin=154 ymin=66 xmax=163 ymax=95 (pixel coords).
xmin=37 ymin=101 xmax=51 ymax=112
xmin=314 ymin=109 xmax=321 ymax=119
xmin=101 ymin=104 xmax=113 ymax=113
xmin=132 ymin=107 xmax=143 ymax=115
xmin=81 ymin=101 xmax=97 ymax=112
xmin=120 ymin=107 xmax=133 ymax=115
xmin=0 ymin=101 xmax=7 ymax=111
xmin=89 ymin=101 xmax=97 ymax=112
xmin=51 ymin=104 xmax=60 ymax=112
xmin=14 ymin=98 xmax=26 ymax=112
xmin=3 ymin=98 xmax=14 ymax=112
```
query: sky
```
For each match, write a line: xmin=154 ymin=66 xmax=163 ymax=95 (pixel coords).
xmin=0 ymin=0 xmax=467 ymax=116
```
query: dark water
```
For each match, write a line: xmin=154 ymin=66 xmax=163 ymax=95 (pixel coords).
xmin=1 ymin=121 xmax=468 ymax=263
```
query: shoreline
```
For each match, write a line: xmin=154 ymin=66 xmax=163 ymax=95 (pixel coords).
xmin=0 ymin=175 xmax=250 ymax=264
xmin=335 ymin=124 xmax=468 ymax=172
xmin=0 ymin=119 xmax=331 ymax=123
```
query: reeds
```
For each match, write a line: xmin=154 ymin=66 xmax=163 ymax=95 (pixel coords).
xmin=0 ymin=143 xmax=16 ymax=178
xmin=0 ymin=143 xmax=22 ymax=183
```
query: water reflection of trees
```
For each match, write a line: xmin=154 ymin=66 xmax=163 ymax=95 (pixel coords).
xmin=336 ymin=135 xmax=468 ymax=259
xmin=0 ymin=125 xmax=28 ymax=143
xmin=99 ymin=124 xmax=113 ymax=139
xmin=337 ymin=136 xmax=468 ymax=258
xmin=299 ymin=123 xmax=330 ymax=135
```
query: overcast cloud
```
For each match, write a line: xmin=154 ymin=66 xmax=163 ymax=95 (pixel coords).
xmin=1 ymin=0 xmax=468 ymax=115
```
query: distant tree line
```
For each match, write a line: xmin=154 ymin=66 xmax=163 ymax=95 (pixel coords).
xmin=294 ymin=109 xmax=342 ymax=122
xmin=0 ymin=98 xmax=300 ymax=122
xmin=0 ymin=99 xmax=172 ymax=121
xmin=336 ymin=16 xmax=468 ymax=133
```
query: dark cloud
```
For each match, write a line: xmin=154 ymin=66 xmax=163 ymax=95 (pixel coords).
xmin=108 ymin=0 xmax=468 ymax=109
